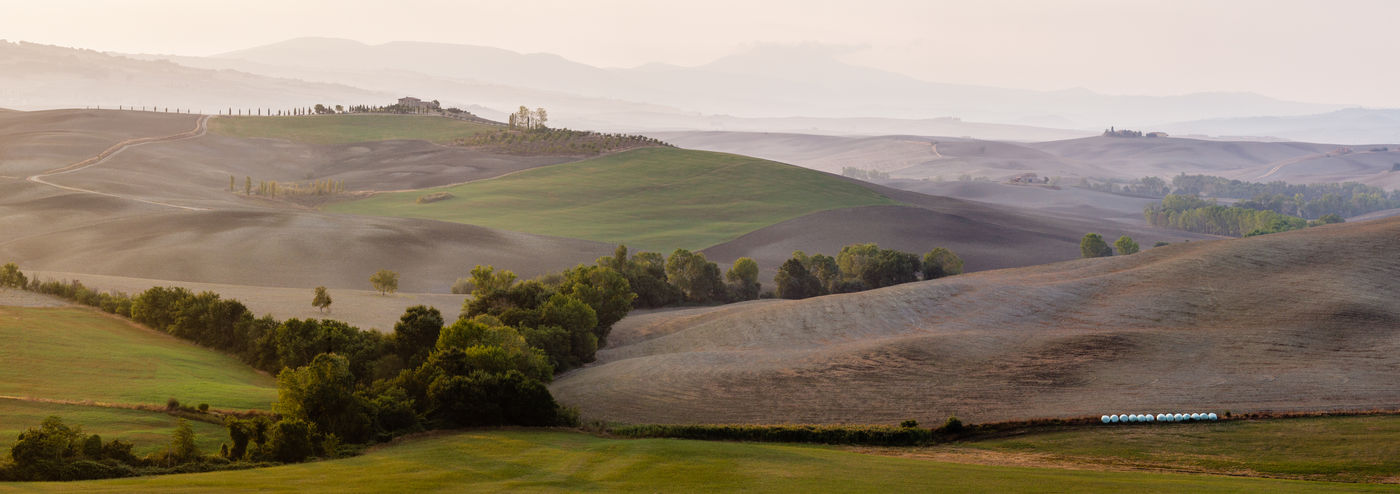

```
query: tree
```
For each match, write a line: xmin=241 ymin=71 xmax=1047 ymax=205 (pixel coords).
xmin=169 ymin=419 xmax=199 ymax=463
xmin=370 ymin=269 xmax=399 ymax=295
xmin=1114 ymin=235 xmax=1140 ymax=255
xmin=393 ymin=305 xmax=444 ymax=367
xmin=665 ymin=249 xmax=724 ymax=303
xmin=275 ymin=353 xmax=371 ymax=443
xmin=245 ymin=176 xmax=251 ymax=195
xmin=1081 ymin=233 xmax=1114 ymax=258
xmin=558 ymin=265 xmax=634 ymax=332
xmin=468 ymin=265 xmax=517 ymax=296
xmin=0 ymin=262 xmax=27 ymax=289
xmin=267 ymin=418 xmax=317 ymax=463
xmin=774 ymin=258 xmax=821 ymax=300
xmin=312 ymin=286 xmax=332 ymax=313
xmin=229 ymin=175 xmax=235 ymax=192
xmin=922 ymin=248 xmax=964 ymax=279
xmin=534 ymin=107 xmax=548 ymax=129
xmin=725 ymin=257 xmax=761 ymax=301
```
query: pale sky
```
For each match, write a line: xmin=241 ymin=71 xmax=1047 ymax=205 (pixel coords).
xmin=4 ymin=0 xmax=1398 ymax=107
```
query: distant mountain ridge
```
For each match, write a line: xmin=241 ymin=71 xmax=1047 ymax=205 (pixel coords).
xmin=214 ymin=38 xmax=1342 ymax=126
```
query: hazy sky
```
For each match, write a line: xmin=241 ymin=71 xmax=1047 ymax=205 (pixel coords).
xmin=4 ymin=0 xmax=1399 ymax=107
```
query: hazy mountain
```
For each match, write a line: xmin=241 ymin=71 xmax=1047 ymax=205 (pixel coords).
xmin=0 ymin=41 xmax=388 ymax=112
xmin=1161 ymin=108 xmax=1400 ymax=144
xmin=213 ymin=38 xmax=1342 ymax=126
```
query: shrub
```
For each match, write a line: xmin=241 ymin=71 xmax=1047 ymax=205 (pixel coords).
xmin=900 ymin=419 xmax=919 ymax=428
xmin=415 ymin=192 xmax=454 ymax=204
xmin=939 ymin=415 xmax=965 ymax=434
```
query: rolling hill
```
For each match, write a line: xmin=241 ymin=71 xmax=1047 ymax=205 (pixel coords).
xmin=9 ymin=429 xmax=1385 ymax=493
xmin=552 ymin=216 xmax=1400 ymax=425
xmin=325 ymin=147 xmax=903 ymax=251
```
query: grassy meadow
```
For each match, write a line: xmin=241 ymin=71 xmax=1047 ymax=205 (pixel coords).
xmin=960 ymin=415 xmax=1400 ymax=483
xmin=208 ymin=114 xmax=495 ymax=145
xmin=325 ymin=147 xmax=902 ymax=251
xmin=0 ymin=399 xmax=227 ymax=456
xmin=0 ymin=306 xmax=276 ymax=410
xmin=11 ymin=430 xmax=1392 ymax=493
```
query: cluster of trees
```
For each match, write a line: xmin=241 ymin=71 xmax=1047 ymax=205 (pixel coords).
xmin=507 ymin=106 xmax=548 ymax=130
xmin=7 ymin=261 xmax=610 ymax=475
xmin=1095 ymin=174 xmax=1399 ymax=219
xmin=457 ymin=127 xmax=671 ymax=156
xmin=772 ymin=244 xmax=963 ymax=300
xmin=0 ymin=416 xmax=258 ymax=481
xmin=1079 ymin=234 xmax=1139 ymax=258
xmin=234 ymin=176 xmax=346 ymax=198
xmin=840 ymin=167 xmax=892 ymax=181
xmin=1145 ymin=194 xmax=1308 ymax=237
xmin=1081 ymin=176 xmax=1171 ymax=198
xmin=1170 ymin=174 xmax=1398 ymax=219
xmin=1102 ymin=127 xmax=1147 ymax=137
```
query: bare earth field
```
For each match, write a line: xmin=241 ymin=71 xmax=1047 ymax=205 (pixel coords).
xmin=0 ymin=109 xmax=198 ymax=176
xmin=703 ymin=183 xmax=1214 ymax=275
xmin=0 ymin=110 xmax=615 ymax=292
xmin=2 ymin=109 xmax=1203 ymax=296
xmin=654 ymin=130 xmax=1400 ymax=190
xmin=552 ymin=216 xmax=1400 ymax=425
xmin=23 ymin=271 xmax=465 ymax=331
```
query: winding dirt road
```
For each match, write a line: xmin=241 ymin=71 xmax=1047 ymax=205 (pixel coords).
xmin=26 ymin=115 xmax=211 ymax=211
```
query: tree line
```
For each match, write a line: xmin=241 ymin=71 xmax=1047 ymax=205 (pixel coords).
xmin=773 ymin=244 xmax=964 ymax=300
xmin=1090 ymin=174 xmax=1398 ymax=220
xmin=1144 ymin=194 xmax=1312 ymax=237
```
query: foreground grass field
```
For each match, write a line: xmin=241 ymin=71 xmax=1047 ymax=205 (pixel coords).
xmin=959 ymin=415 xmax=1400 ymax=483
xmin=0 ymin=306 xmax=276 ymax=410
xmin=326 ymin=147 xmax=902 ymax=251
xmin=0 ymin=399 xmax=226 ymax=456
xmin=208 ymin=114 xmax=495 ymax=145
xmin=12 ymin=430 xmax=1391 ymax=493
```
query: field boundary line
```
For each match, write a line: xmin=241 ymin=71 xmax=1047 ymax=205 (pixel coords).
xmin=26 ymin=115 xmax=212 ymax=211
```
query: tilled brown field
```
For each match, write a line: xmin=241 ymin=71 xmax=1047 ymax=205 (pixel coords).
xmin=553 ymin=217 xmax=1400 ymax=424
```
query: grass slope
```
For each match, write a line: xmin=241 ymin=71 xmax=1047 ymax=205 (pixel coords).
xmin=208 ymin=114 xmax=494 ymax=145
xmin=0 ymin=306 xmax=276 ymax=410
xmin=0 ymin=399 xmax=226 ymax=456
xmin=14 ymin=430 xmax=1389 ymax=493
xmin=963 ymin=415 xmax=1400 ymax=483
xmin=326 ymin=147 xmax=902 ymax=251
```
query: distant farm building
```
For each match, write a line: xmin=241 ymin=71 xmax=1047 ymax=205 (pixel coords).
xmin=1146 ymin=131 xmax=1169 ymax=138
xmin=397 ymin=97 xmax=440 ymax=111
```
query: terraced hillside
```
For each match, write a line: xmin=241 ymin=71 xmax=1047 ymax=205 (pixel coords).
xmin=552 ymin=217 xmax=1400 ymax=425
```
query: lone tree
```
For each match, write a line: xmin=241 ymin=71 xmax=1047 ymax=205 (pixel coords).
xmin=312 ymin=286 xmax=333 ymax=313
xmin=0 ymin=262 xmax=27 ymax=289
xmin=1080 ymin=233 xmax=1115 ymax=258
xmin=1114 ymin=235 xmax=1140 ymax=255
xmin=370 ymin=269 xmax=399 ymax=295
xmin=921 ymin=247 xmax=964 ymax=279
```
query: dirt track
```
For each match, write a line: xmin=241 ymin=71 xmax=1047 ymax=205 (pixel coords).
xmin=554 ymin=217 xmax=1400 ymax=424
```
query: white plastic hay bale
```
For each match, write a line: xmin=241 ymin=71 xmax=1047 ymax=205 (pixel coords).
xmin=1190 ymin=413 xmax=1201 ymax=420
xmin=1145 ymin=414 xmax=1154 ymax=422
xmin=1156 ymin=414 xmax=1166 ymax=421
xmin=1102 ymin=415 xmax=1111 ymax=423
xmin=1208 ymin=413 xmax=1218 ymax=420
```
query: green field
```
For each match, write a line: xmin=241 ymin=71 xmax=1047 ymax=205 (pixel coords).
xmin=962 ymin=415 xmax=1400 ymax=483
xmin=325 ymin=147 xmax=902 ymax=251
xmin=0 ymin=399 xmax=227 ymax=456
xmin=0 ymin=306 xmax=276 ymax=410
xmin=208 ymin=114 xmax=495 ymax=145
xmin=10 ymin=430 xmax=1389 ymax=493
